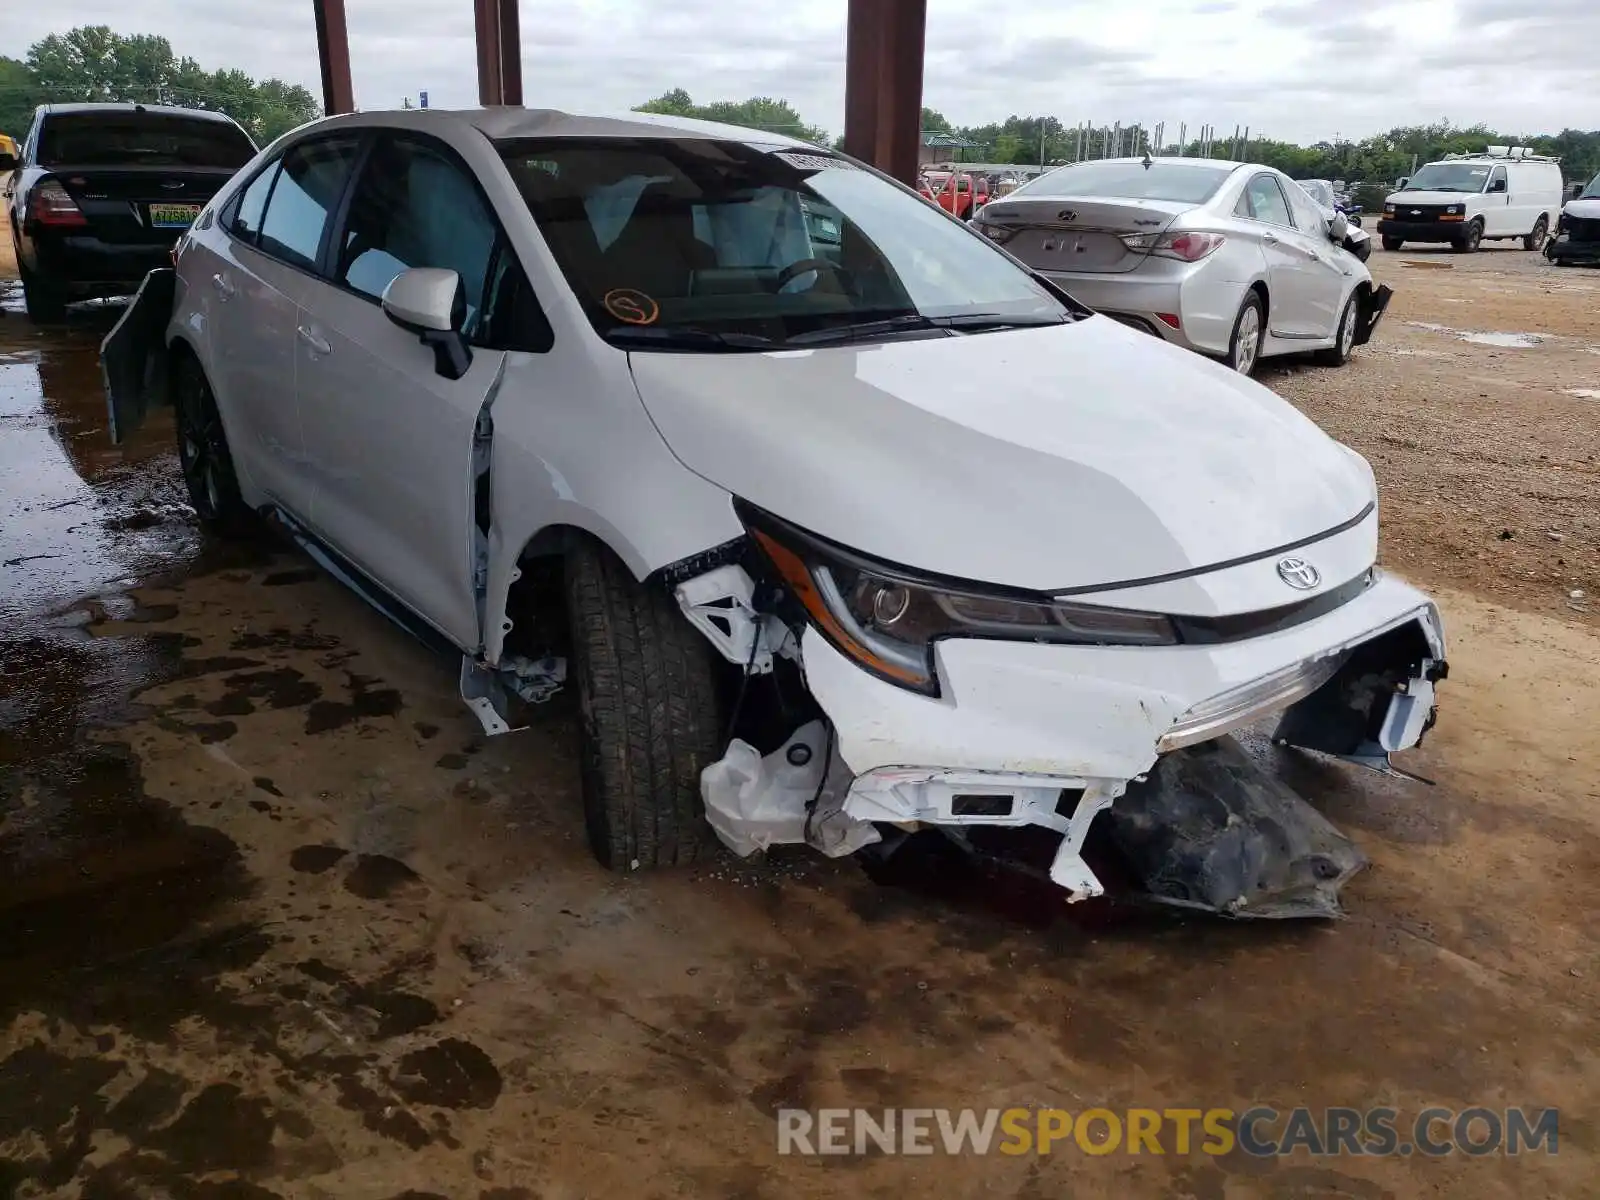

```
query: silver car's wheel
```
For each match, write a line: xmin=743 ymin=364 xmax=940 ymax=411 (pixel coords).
xmin=1228 ymin=295 xmax=1265 ymax=376
xmin=1318 ymin=294 xmax=1360 ymax=366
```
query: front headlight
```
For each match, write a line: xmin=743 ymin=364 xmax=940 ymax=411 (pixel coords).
xmin=742 ymin=506 xmax=1177 ymax=696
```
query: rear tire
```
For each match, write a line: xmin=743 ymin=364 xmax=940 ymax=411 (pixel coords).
xmin=1226 ymin=292 xmax=1265 ymax=377
xmin=18 ymin=255 xmax=68 ymax=324
xmin=1381 ymin=236 xmax=1402 ymax=252
xmin=173 ymin=356 xmax=254 ymax=537
xmin=1317 ymin=294 xmax=1360 ymax=367
xmin=1524 ymin=215 xmax=1549 ymax=252
xmin=565 ymin=540 xmax=725 ymax=871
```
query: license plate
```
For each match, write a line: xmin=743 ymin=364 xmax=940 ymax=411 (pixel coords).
xmin=149 ymin=203 xmax=200 ymax=229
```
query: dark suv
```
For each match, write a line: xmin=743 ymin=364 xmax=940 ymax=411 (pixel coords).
xmin=2 ymin=102 xmax=257 ymax=321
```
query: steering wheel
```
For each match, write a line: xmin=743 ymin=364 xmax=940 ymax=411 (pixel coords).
xmin=774 ymin=257 xmax=851 ymax=292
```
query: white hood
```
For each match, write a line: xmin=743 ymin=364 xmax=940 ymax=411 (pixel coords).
xmin=1563 ymin=197 xmax=1600 ymax=219
xmin=627 ymin=317 xmax=1372 ymax=592
xmin=1386 ymin=190 xmax=1476 ymax=208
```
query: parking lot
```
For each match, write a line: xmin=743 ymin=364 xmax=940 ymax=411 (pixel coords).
xmin=2 ymin=213 xmax=1598 ymax=1198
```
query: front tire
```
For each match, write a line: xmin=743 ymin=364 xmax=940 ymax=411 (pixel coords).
xmin=565 ymin=540 xmax=725 ymax=871
xmin=1382 ymin=236 xmax=1402 ymax=252
xmin=1226 ymin=292 xmax=1265 ymax=377
xmin=173 ymin=356 xmax=254 ymax=537
xmin=1453 ymin=221 xmax=1483 ymax=253
xmin=1524 ymin=215 xmax=1549 ymax=252
xmin=1317 ymin=294 xmax=1360 ymax=367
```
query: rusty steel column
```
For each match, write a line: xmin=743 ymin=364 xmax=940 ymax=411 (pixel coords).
xmin=843 ymin=0 xmax=925 ymax=184
xmin=312 ymin=0 xmax=355 ymax=115
xmin=475 ymin=0 xmax=523 ymax=106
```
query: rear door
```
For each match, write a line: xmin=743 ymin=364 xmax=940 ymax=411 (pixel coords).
xmin=1237 ymin=173 xmax=1323 ymax=338
xmin=292 ymin=131 xmax=522 ymax=650
xmin=35 ymin=111 xmax=255 ymax=245
xmin=207 ymin=134 xmax=363 ymax=514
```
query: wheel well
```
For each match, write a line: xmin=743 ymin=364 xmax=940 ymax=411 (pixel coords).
xmin=1248 ymin=280 xmax=1269 ymax=316
xmin=515 ymin=523 xmax=593 ymax=564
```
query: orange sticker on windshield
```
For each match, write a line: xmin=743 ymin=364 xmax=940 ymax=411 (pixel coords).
xmin=603 ymin=288 xmax=660 ymax=325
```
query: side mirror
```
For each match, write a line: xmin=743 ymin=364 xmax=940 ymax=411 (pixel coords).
xmin=1328 ymin=211 xmax=1349 ymax=241
xmin=1489 ymin=178 xmax=1507 ymax=194
xmin=1397 ymin=177 xmax=1409 ymax=190
xmin=381 ymin=267 xmax=472 ymax=380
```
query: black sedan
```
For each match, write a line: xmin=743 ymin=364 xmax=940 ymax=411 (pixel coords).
xmin=2 ymin=102 xmax=257 ymax=322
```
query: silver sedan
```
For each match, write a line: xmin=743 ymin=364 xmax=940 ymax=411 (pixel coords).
xmin=973 ymin=157 xmax=1390 ymax=376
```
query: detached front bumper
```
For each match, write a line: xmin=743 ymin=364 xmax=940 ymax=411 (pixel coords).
xmin=1546 ymin=235 xmax=1600 ymax=265
xmin=799 ymin=570 xmax=1446 ymax=908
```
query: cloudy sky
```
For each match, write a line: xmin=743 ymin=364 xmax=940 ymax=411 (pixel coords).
xmin=9 ymin=0 xmax=1599 ymax=144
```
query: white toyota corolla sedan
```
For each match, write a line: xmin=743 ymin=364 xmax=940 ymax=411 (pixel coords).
xmin=104 ymin=108 xmax=1444 ymax=918
xmin=972 ymin=157 xmax=1392 ymax=376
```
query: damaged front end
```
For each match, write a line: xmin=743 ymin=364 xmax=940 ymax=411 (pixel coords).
xmin=674 ymin=530 xmax=1446 ymax=921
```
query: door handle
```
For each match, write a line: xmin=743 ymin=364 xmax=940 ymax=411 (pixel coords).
xmin=1262 ymin=232 xmax=1279 ymax=245
xmin=211 ymin=272 xmax=235 ymax=299
xmin=296 ymin=325 xmax=331 ymax=355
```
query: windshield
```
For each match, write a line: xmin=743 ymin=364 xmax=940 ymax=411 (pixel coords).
xmin=1016 ymin=161 xmax=1233 ymax=204
xmin=499 ymin=138 xmax=1069 ymax=347
xmin=38 ymin=112 xmax=256 ymax=168
xmin=1583 ymin=173 xmax=1600 ymax=200
xmin=1401 ymin=163 xmax=1492 ymax=194
xmin=1298 ymin=179 xmax=1335 ymax=207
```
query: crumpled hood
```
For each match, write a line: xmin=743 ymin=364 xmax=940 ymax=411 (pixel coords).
xmin=1563 ymin=197 xmax=1600 ymax=219
xmin=627 ymin=317 xmax=1372 ymax=592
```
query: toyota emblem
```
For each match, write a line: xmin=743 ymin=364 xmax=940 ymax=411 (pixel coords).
xmin=1276 ymin=557 xmax=1321 ymax=590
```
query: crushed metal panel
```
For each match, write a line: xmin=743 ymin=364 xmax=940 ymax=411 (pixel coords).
xmin=674 ymin=563 xmax=792 ymax=670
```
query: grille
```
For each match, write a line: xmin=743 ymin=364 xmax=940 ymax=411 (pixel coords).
xmin=1392 ymin=204 xmax=1452 ymax=222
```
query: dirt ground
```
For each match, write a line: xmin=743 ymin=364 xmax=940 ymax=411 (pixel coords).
xmin=2 ymin=211 xmax=1599 ymax=1199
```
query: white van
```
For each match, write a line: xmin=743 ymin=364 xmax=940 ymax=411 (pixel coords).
xmin=1377 ymin=147 xmax=1564 ymax=253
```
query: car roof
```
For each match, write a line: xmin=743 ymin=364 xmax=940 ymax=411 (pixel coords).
xmin=298 ymin=106 xmax=821 ymax=149
xmin=40 ymin=102 xmax=239 ymax=123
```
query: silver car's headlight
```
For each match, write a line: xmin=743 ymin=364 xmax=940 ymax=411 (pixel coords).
xmin=741 ymin=506 xmax=1177 ymax=696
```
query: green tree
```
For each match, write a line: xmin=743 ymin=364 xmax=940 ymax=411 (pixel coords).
xmin=634 ymin=90 xmax=828 ymax=144
xmin=920 ymin=106 xmax=950 ymax=134
xmin=0 ymin=56 xmax=40 ymax=139
xmin=18 ymin=25 xmax=317 ymax=145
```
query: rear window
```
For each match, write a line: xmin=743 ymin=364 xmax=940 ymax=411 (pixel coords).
xmin=37 ymin=112 xmax=256 ymax=169
xmin=1018 ymin=161 xmax=1234 ymax=204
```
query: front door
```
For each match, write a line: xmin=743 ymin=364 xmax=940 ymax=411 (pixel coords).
xmin=1242 ymin=173 xmax=1322 ymax=338
xmin=1483 ymin=166 xmax=1512 ymax=236
xmin=293 ymin=132 xmax=510 ymax=651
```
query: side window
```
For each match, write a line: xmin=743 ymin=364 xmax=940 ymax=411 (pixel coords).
xmin=335 ymin=136 xmax=499 ymax=338
xmin=1488 ymin=166 xmax=1507 ymax=193
xmin=1245 ymin=174 xmax=1295 ymax=228
xmin=257 ymin=137 xmax=361 ymax=271
xmin=230 ymin=160 xmax=279 ymax=245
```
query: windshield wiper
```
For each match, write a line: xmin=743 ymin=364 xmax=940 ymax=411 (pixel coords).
xmin=782 ymin=313 xmax=938 ymax=346
xmin=602 ymin=326 xmax=774 ymax=352
xmin=928 ymin=312 xmax=1068 ymax=331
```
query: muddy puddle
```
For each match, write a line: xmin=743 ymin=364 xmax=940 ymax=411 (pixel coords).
xmin=1405 ymin=320 xmax=1548 ymax=348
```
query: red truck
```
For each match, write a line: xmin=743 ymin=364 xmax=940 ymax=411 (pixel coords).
xmin=918 ymin=169 xmax=989 ymax=220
